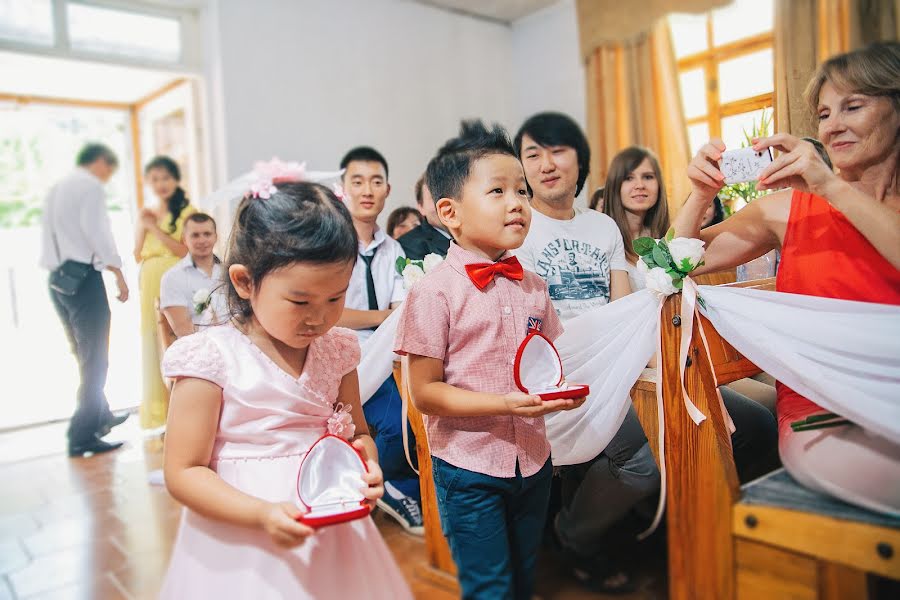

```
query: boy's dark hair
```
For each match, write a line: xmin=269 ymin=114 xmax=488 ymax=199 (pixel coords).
xmin=386 ymin=206 xmax=422 ymax=238
xmin=224 ymin=182 xmax=358 ymax=320
xmin=425 ymin=120 xmax=517 ymax=202
xmin=184 ymin=212 xmax=216 ymax=231
xmin=514 ymin=112 xmax=591 ymax=196
xmin=145 ymin=155 xmax=189 ymax=233
xmin=77 ymin=143 xmax=118 ymax=168
xmin=340 ymin=146 xmax=389 ymax=179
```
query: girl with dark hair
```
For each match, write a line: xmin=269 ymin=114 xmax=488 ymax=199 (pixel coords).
xmin=134 ymin=156 xmax=197 ymax=429
xmin=701 ymin=195 xmax=725 ymax=228
xmin=159 ymin=172 xmax=411 ymax=599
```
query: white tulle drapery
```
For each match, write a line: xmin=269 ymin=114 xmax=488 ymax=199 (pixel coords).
xmin=356 ymin=285 xmax=900 ymax=465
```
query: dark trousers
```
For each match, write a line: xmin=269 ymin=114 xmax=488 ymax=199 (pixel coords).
xmin=433 ymin=457 xmax=553 ymax=600
xmin=49 ymin=270 xmax=113 ymax=446
xmin=556 ymin=387 xmax=778 ymax=557
xmin=362 ymin=376 xmax=420 ymax=501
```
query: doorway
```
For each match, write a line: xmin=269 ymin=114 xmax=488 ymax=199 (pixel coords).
xmin=0 ymin=50 xmax=207 ymax=430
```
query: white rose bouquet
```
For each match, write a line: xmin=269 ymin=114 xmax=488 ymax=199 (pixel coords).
xmin=395 ymin=253 xmax=445 ymax=290
xmin=633 ymin=229 xmax=705 ymax=297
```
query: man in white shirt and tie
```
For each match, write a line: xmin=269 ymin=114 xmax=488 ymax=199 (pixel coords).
xmin=41 ymin=143 xmax=131 ymax=458
xmin=159 ymin=213 xmax=227 ymax=337
xmin=336 ymin=146 xmax=423 ymax=535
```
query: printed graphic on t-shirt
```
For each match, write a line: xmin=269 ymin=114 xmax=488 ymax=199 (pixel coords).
xmin=533 ymin=238 xmax=611 ymax=303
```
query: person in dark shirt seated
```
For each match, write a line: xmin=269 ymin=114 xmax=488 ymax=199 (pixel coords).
xmin=386 ymin=206 xmax=422 ymax=240
xmin=397 ymin=174 xmax=452 ymax=259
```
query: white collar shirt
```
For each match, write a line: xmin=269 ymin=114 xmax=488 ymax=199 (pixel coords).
xmin=159 ymin=254 xmax=228 ymax=326
xmin=346 ymin=227 xmax=407 ymax=342
xmin=40 ymin=168 xmax=122 ymax=271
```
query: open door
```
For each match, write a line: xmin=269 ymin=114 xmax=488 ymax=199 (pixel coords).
xmin=132 ymin=79 xmax=209 ymax=211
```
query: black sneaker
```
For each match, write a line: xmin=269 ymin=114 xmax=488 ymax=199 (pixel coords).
xmin=376 ymin=482 xmax=424 ymax=535
xmin=69 ymin=435 xmax=124 ymax=458
xmin=551 ymin=515 xmax=635 ymax=595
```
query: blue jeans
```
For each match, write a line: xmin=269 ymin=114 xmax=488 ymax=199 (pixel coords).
xmin=432 ymin=456 xmax=553 ymax=600
xmin=362 ymin=376 xmax=420 ymax=501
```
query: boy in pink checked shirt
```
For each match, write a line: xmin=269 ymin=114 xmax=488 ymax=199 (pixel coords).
xmin=394 ymin=121 xmax=586 ymax=600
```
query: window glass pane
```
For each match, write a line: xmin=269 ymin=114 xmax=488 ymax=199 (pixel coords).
xmin=668 ymin=13 xmax=707 ymax=59
xmin=720 ymin=108 xmax=772 ymax=150
xmin=712 ymin=0 xmax=774 ymax=46
xmin=0 ymin=0 xmax=53 ymax=45
xmin=679 ymin=68 xmax=707 ymax=120
xmin=718 ymin=49 xmax=773 ymax=104
xmin=67 ymin=3 xmax=181 ymax=62
xmin=687 ymin=122 xmax=710 ymax=157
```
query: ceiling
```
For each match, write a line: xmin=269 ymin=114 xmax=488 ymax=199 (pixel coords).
xmin=412 ymin=0 xmax=560 ymax=23
xmin=0 ymin=51 xmax=181 ymax=105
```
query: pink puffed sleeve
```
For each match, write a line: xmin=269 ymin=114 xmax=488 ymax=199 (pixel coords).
xmin=326 ymin=327 xmax=361 ymax=376
xmin=161 ymin=331 xmax=227 ymax=388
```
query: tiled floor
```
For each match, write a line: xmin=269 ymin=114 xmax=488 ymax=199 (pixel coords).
xmin=0 ymin=419 xmax=664 ymax=599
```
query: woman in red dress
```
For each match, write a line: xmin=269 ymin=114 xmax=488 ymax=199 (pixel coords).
xmin=674 ymin=42 xmax=900 ymax=515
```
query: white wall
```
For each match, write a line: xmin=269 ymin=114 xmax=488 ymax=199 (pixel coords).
xmin=511 ymin=0 xmax=588 ymax=204
xmin=510 ymin=0 xmax=586 ymax=130
xmin=203 ymin=0 xmax=516 ymax=220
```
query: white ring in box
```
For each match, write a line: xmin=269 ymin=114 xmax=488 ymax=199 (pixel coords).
xmin=295 ymin=434 xmax=371 ymax=528
xmin=514 ymin=331 xmax=590 ymax=401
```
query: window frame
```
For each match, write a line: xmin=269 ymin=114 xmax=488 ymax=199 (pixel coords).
xmin=0 ymin=0 xmax=198 ymax=70
xmin=674 ymin=16 xmax=775 ymax=142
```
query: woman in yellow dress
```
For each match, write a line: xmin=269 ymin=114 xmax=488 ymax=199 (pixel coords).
xmin=134 ymin=156 xmax=196 ymax=429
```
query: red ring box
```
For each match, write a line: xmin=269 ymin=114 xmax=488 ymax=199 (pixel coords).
xmin=295 ymin=434 xmax=372 ymax=528
xmin=514 ymin=331 xmax=590 ymax=401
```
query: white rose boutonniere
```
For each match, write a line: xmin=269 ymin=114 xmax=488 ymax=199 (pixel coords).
xmin=401 ymin=263 xmax=426 ymax=289
xmin=193 ymin=288 xmax=213 ymax=315
xmin=395 ymin=253 xmax=445 ymax=290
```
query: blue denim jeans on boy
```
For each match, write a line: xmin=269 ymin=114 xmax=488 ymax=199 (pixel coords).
xmin=431 ymin=456 xmax=553 ymax=600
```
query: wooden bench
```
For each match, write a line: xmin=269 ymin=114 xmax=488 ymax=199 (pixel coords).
xmin=648 ymin=279 xmax=900 ymax=599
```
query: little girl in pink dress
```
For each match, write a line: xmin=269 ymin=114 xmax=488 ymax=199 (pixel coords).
xmin=159 ymin=169 xmax=411 ymax=599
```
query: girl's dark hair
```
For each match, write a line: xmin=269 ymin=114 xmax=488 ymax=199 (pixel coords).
xmin=145 ymin=156 xmax=189 ymax=233
xmin=589 ymin=186 xmax=605 ymax=210
xmin=602 ymin=146 xmax=670 ymax=262
xmin=224 ymin=181 xmax=358 ymax=320
xmin=386 ymin=206 xmax=422 ymax=238
xmin=704 ymin=196 xmax=725 ymax=228
xmin=514 ymin=112 xmax=591 ymax=197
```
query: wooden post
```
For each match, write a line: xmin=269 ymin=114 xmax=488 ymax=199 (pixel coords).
xmin=392 ymin=362 xmax=459 ymax=593
xmin=660 ymin=293 xmax=741 ymax=600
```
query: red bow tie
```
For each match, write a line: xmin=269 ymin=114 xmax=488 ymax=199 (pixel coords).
xmin=465 ymin=256 xmax=525 ymax=290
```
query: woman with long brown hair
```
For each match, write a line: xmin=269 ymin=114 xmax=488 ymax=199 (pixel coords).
xmin=602 ymin=146 xmax=671 ymax=290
